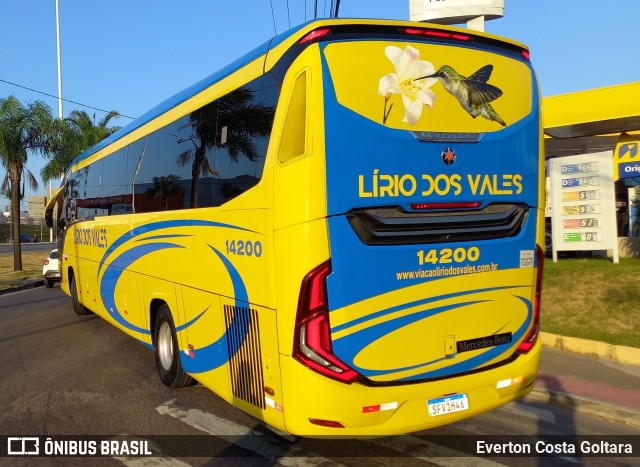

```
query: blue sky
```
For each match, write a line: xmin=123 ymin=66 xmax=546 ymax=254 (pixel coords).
xmin=1 ymin=0 xmax=639 ymax=204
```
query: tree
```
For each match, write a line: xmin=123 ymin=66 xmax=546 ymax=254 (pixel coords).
xmin=0 ymin=96 xmax=55 ymax=270
xmin=145 ymin=175 xmax=183 ymax=211
xmin=41 ymin=109 xmax=120 ymax=184
xmin=177 ymin=87 xmax=273 ymax=208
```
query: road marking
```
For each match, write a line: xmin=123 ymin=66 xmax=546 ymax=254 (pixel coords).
xmin=115 ymin=456 xmax=190 ymax=467
xmin=500 ymin=401 xmax=556 ymax=423
xmin=156 ymin=399 xmax=253 ymax=437
xmin=372 ymin=436 xmax=504 ymax=467
xmin=156 ymin=399 xmax=344 ymax=466
xmin=112 ymin=435 xmax=190 ymax=467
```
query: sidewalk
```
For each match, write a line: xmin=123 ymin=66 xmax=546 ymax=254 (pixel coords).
xmin=528 ymin=332 xmax=640 ymax=427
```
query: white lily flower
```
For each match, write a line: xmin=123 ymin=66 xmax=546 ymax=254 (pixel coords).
xmin=378 ymin=45 xmax=437 ymax=125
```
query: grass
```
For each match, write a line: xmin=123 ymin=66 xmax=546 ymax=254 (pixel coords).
xmin=0 ymin=251 xmax=46 ymax=284
xmin=0 ymin=223 xmax=57 ymax=285
xmin=1 ymin=250 xmax=639 ymax=348
xmin=542 ymin=257 xmax=640 ymax=348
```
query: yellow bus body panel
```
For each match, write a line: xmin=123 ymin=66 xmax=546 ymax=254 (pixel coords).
xmin=279 ymin=341 xmax=539 ymax=436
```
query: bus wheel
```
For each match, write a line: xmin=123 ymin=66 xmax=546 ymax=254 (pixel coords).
xmin=154 ymin=304 xmax=195 ymax=388
xmin=70 ymin=274 xmax=92 ymax=315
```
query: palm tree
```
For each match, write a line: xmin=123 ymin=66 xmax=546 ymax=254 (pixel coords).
xmin=145 ymin=174 xmax=183 ymax=211
xmin=177 ymin=87 xmax=274 ymax=208
xmin=42 ymin=109 xmax=120 ymax=184
xmin=0 ymin=96 xmax=55 ymax=270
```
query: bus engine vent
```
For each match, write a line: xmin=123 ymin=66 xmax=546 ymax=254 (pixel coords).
xmin=224 ymin=305 xmax=266 ymax=409
xmin=347 ymin=203 xmax=528 ymax=245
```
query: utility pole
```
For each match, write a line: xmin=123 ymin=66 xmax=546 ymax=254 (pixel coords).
xmin=52 ymin=0 xmax=63 ymax=243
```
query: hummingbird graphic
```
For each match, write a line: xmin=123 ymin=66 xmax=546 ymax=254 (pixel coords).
xmin=415 ymin=64 xmax=506 ymax=126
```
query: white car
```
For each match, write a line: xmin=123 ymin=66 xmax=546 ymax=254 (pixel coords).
xmin=43 ymin=249 xmax=61 ymax=288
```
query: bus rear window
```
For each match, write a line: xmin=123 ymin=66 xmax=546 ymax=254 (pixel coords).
xmin=323 ymin=40 xmax=532 ymax=133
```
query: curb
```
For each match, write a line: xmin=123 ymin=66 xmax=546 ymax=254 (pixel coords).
xmin=0 ymin=279 xmax=44 ymax=296
xmin=537 ymin=332 xmax=640 ymax=427
xmin=526 ymin=387 xmax=640 ymax=428
xmin=540 ymin=332 xmax=640 ymax=367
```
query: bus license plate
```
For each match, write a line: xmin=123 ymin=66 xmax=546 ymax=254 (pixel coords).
xmin=428 ymin=393 xmax=469 ymax=417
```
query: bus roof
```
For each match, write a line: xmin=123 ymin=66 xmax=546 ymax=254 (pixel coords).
xmin=66 ymin=18 xmax=529 ymax=175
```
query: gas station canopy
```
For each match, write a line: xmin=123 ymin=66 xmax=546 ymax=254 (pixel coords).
xmin=544 ymin=82 xmax=640 ymax=159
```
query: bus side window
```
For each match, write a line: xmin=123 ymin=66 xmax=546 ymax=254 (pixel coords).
xmin=134 ymin=120 xmax=191 ymax=213
xmin=278 ymin=69 xmax=308 ymax=164
xmin=102 ymin=148 xmax=130 ymax=215
xmin=213 ymin=78 xmax=276 ymax=205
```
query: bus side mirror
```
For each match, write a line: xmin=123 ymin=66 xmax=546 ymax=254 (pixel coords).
xmin=45 ymin=212 xmax=53 ymax=228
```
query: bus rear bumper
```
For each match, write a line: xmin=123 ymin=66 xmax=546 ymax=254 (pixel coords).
xmin=278 ymin=340 xmax=541 ymax=437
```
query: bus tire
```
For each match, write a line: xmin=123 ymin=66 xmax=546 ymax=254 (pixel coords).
xmin=154 ymin=304 xmax=195 ymax=388
xmin=70 ymin=274 xmax=92 ymax=315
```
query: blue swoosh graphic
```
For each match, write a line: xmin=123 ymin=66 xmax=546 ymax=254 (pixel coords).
xmin=94 ymin=220 xmax=255 ymax=375
xmin=175 ymin=306 xmax=209 ymax=333
xmin=98 ymin=219 xmax=254 ymax=275
xmin=332 ymin=285 xmax=526 ymax=333
xmin=333 ymin=300 xmax=488 ymax=376
xmin=180 ymin=245 xmax=250 ymax=374
xmin=100 ymin=242 xmax=183 ymax=335
xmin=333 ymin=295 xmax=533 ymax=381
xmin=396 ymin=296 xmax=533 ymax=381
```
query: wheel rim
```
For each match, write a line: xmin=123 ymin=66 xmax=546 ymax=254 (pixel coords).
xmin=158 ymin=322 xmax=174 ymax=371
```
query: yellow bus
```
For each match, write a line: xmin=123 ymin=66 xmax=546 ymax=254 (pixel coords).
xmin=46 ymin=18 xmax=544 ymax=437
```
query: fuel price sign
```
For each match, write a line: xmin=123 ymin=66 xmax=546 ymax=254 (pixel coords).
xmin=550 ymin=151 xmax=618 ymax=263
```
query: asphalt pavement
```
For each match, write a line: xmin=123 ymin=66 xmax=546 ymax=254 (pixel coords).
xmin=1 ymin=281 xmax=639 ymax=428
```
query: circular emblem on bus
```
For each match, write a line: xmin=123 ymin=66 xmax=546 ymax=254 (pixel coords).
xmin=441 ymin=147 xmax=456 ymax=166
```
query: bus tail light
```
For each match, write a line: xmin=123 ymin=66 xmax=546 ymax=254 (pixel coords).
xmin=401 ymin=27 xmax=472 ymax=42
xmin=299 ymin=27 xmax=332 ymax=44
xmin=517 ymin=245 xmax=544 ymax=353
xmin=308 ymin=418 xmax=345 ymax=428
xmin=410 ymin=202 xmax=482 ymax=210
xmin=401 ymin=27 xmax=530 ymax=62
xmin=293 ymin=260 xmax=361 ymax=384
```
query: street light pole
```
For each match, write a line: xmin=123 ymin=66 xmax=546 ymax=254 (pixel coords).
xmin=56 ymin=0 xmax=63 ymax=120
xmin=52 ymin=0 xmax=63 ymax=243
